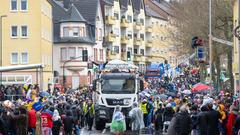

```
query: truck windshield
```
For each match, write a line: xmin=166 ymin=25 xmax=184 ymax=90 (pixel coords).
xmin=101 ymin=79 xmax=135 ymax=94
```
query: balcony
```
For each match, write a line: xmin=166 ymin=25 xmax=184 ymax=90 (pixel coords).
xmin=146 ymin=26 xmax=153 ymax=33
xmin=134 ymin=22 xmax=141 ymax=30
xmin=106 ymin=16 xmax=116 ymax=25
xmin=106 ymin=33 xmax=116 ymax=42
xmin=121 ymin=36 xmax=129 ymax=44
xmin=134 ymin=38 xmax=142 ymax=45
xmin=133 ymin=54 xmax=142 ymax=62
xmin=146 ymin=39 xmax=153 ymax=47
xmin=108 ymin=52 xmax=119 ymax=60
xmin=121 ymin=19 xmax=129 ymax=28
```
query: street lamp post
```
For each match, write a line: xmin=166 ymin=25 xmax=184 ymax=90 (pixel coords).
xmin=0 ymin=15 xmax=7 ymax=86
xmin=209 ymin=0 xmax=212 ymax=95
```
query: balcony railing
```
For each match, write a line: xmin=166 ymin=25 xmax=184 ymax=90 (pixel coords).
xmin=134 ymin=38 xmax=142 ymax=45
xmin=106 ymin=16 xmax=116 ymax=25
xmin=121 ymin=18 xmax=129 ymax=28
xmin=106 ymin=33 xmax=116 ymax=42
xmin=121 ymin=36 xmax=129 ymax=44
xmin=146 ymin=26 xmax=153 ymax=33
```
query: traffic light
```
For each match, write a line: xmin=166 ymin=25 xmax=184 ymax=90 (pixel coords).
xmin=82 ymin=50 xmax=88 ymax=61
xmin=127 ymin=51 xmax=131 ymax=61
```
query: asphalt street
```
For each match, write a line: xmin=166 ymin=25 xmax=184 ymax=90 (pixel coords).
xmin=80 ymin=127 xmax=167 ymax=135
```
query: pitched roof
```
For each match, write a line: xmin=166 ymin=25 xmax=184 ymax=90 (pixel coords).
xmin=73 ymin=0 xmax=99 ymax=25
xmin=119 ymin=0 xmax=128 ymax=10
xmin=145 ymin=5 xmax=167 ymax=20
xmin=132 ymin=0 xmax=141 ymax=13
xmin=104 ymin=0 xmax=114 ymax=5
xmin=152 ymin=0 xmax=174 ymax=16
xmin=51 ymin=0 xmax=96 ymax=44
xmin=60 ymin=4 xmax=87 ymax=22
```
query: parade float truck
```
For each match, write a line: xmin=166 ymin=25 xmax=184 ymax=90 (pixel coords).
xmin=92 ymin=60 xmax=144 ymax=130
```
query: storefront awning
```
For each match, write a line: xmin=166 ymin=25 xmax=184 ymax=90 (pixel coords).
xmin=0 ymin=64 xmax=44 ymax=72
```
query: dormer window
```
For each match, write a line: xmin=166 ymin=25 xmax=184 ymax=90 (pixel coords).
xmin=62 ymin=24 xmax=86 ymax=38
xmin=73 ymin=27 xmax=79 ymax=37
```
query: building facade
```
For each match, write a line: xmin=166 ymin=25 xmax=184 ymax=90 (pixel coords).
xmin=101 ymin=0 xmax=147 ymax=72
xmin=144 ymin=0 xmax=178 ymax=67
xmin=51 ymin=0 xmax=105 ymax=88
xmin=233 ymin=0 xmax=240 ymax=94
xmin=0 ymin=0 xmax=53 ymax=90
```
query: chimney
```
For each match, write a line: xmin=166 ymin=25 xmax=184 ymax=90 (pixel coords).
xmin=63 ymin=0 xmax=70 ymax=9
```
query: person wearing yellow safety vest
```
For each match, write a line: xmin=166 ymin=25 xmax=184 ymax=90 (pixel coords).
xmin=140 ymin=99 xmax=148 ymax=127
xmin=84 ymin=99 xmax=95 ymax=130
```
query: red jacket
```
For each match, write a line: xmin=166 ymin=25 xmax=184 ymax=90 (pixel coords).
xmin=41 ymin=112 xmax=53 ymax=128
xmin=227 ymin=112 xmax=237 ymax=135
xmin=28 ymin=109 xmax=37 ymax=128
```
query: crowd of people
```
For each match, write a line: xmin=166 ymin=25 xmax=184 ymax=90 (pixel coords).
xmin=0 ymin=66 xmax=239 ymax=135
xmin=0 ymin=85 xmax=95 ymax=135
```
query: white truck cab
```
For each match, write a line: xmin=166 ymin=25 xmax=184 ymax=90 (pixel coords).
xmin=92 ymin=60 xmax=144 ymax=130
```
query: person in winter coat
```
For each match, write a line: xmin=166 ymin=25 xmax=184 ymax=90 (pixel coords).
xmin=218 ymin=104 xmax=227 ymax=135
xmin=129 ymin=102 xmax=144 ymax=134
xmin=206 ymin=102 xmax=221 ymax=135
xmin=52 ymin=109 xmax=62 ymax=135
xmin=28 ymin=108 xmax=37 ymax=135
xmin=163 ymin=103 xmax=175 ymax=132
xmin=35 ymin=111 xmax=41 ymax=135
xmin=140 ymin=99 xmax=148 ymax=127
xmin=12 ymin=106 xmax=28 ymax=135
xmin=63 ymin=111 xmax=74 ymax=135
xmin=233 ymin=112 xmax=240 ymax=135
xmin=190 ymin=105 xmax=198 ymax=135
xmin=174 ymin=105 xmax=192 ymax=135
xmin=154 ymin=103 xmax=164 ymax=132
xmin=198 ymin=105 xmax=208 ymax=135
xmin=226 ymin=106 xmax=238 ymax=135
xmin=111 ymin=106 xmax=126 ymax=135
xmin=41 ymin=108 xmax=53 ymax=135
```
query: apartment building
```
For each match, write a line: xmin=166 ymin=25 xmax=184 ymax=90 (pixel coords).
xmin=0 ymin=0 xmax=53 ymax=89
xmin=51 ymin=0 xmax=105 ymax=88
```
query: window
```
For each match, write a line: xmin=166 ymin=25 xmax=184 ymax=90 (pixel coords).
xmin=127 ymin=34 xmax=132 ymax=39
xmin=21 ymin=0 xmax=27 ymax=11
xmin=21 ymin=26 xmax=28 ymax=37
xmin=100 ymin=49 xmax=103 ymax=61
xmin=140 ymin=49 xmax=144 ymax=55
xmin=11 ymin=26 xmax=18 ymax=37
xmin=134 ymin=33 xmax=137 ymax=38
xmin=61 ymin=48 xmax=67 ymax=61
xmin=21 ymin=52 xmax=28 ymax=64
xmin=114 ymin=28 xmax=119 ymax=36
xmin=114 ymin=12 xmax=119 ymax=20
xmin=94 ymin=48 xmax=98 ymax=61
xmin=127 ymin=15 xmax=132 ymax=23
xmin=140 ymin=34 xmax=144 ymax=40
xmin=73 ymin=27 xmax=79 ymax=37
xmin=68 ymin=47 xmax=76 ymax=59
xmin=113 ymin=46 xmax=119 ymax=53
xmin=134 ymin=49 xmax=138 ymax=54
xmin=79 ymin=27 xmax=85 ymax=37
xmin=99 ymin=28 xmax=102 ymax=40
xmin=140 ymin=19 xmax=144 ymax=25
xmin=11 ymin=0 xmax=17 ymax=11
xmin=11 ymin=53 xmax=18 ymax=64
xmin=63 ymin=27 xmax=69 ymax=37
xmin=95 ymin=28 xmax=98 ymax=40
xmin=77 ymin=47 xmax=83 ymax=60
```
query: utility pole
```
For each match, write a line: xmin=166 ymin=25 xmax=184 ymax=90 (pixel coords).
xmin=0 ymin=15 xmax=7 ymax=86
xmin=209 ymin=0 xmax=212 ymax=95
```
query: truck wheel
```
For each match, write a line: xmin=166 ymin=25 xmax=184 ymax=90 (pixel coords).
xmin=95 ymin=119 xmax=106 ymax=130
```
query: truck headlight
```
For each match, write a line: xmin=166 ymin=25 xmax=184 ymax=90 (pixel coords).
xmin=124 ymin=99 xmax=131 ymax=105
